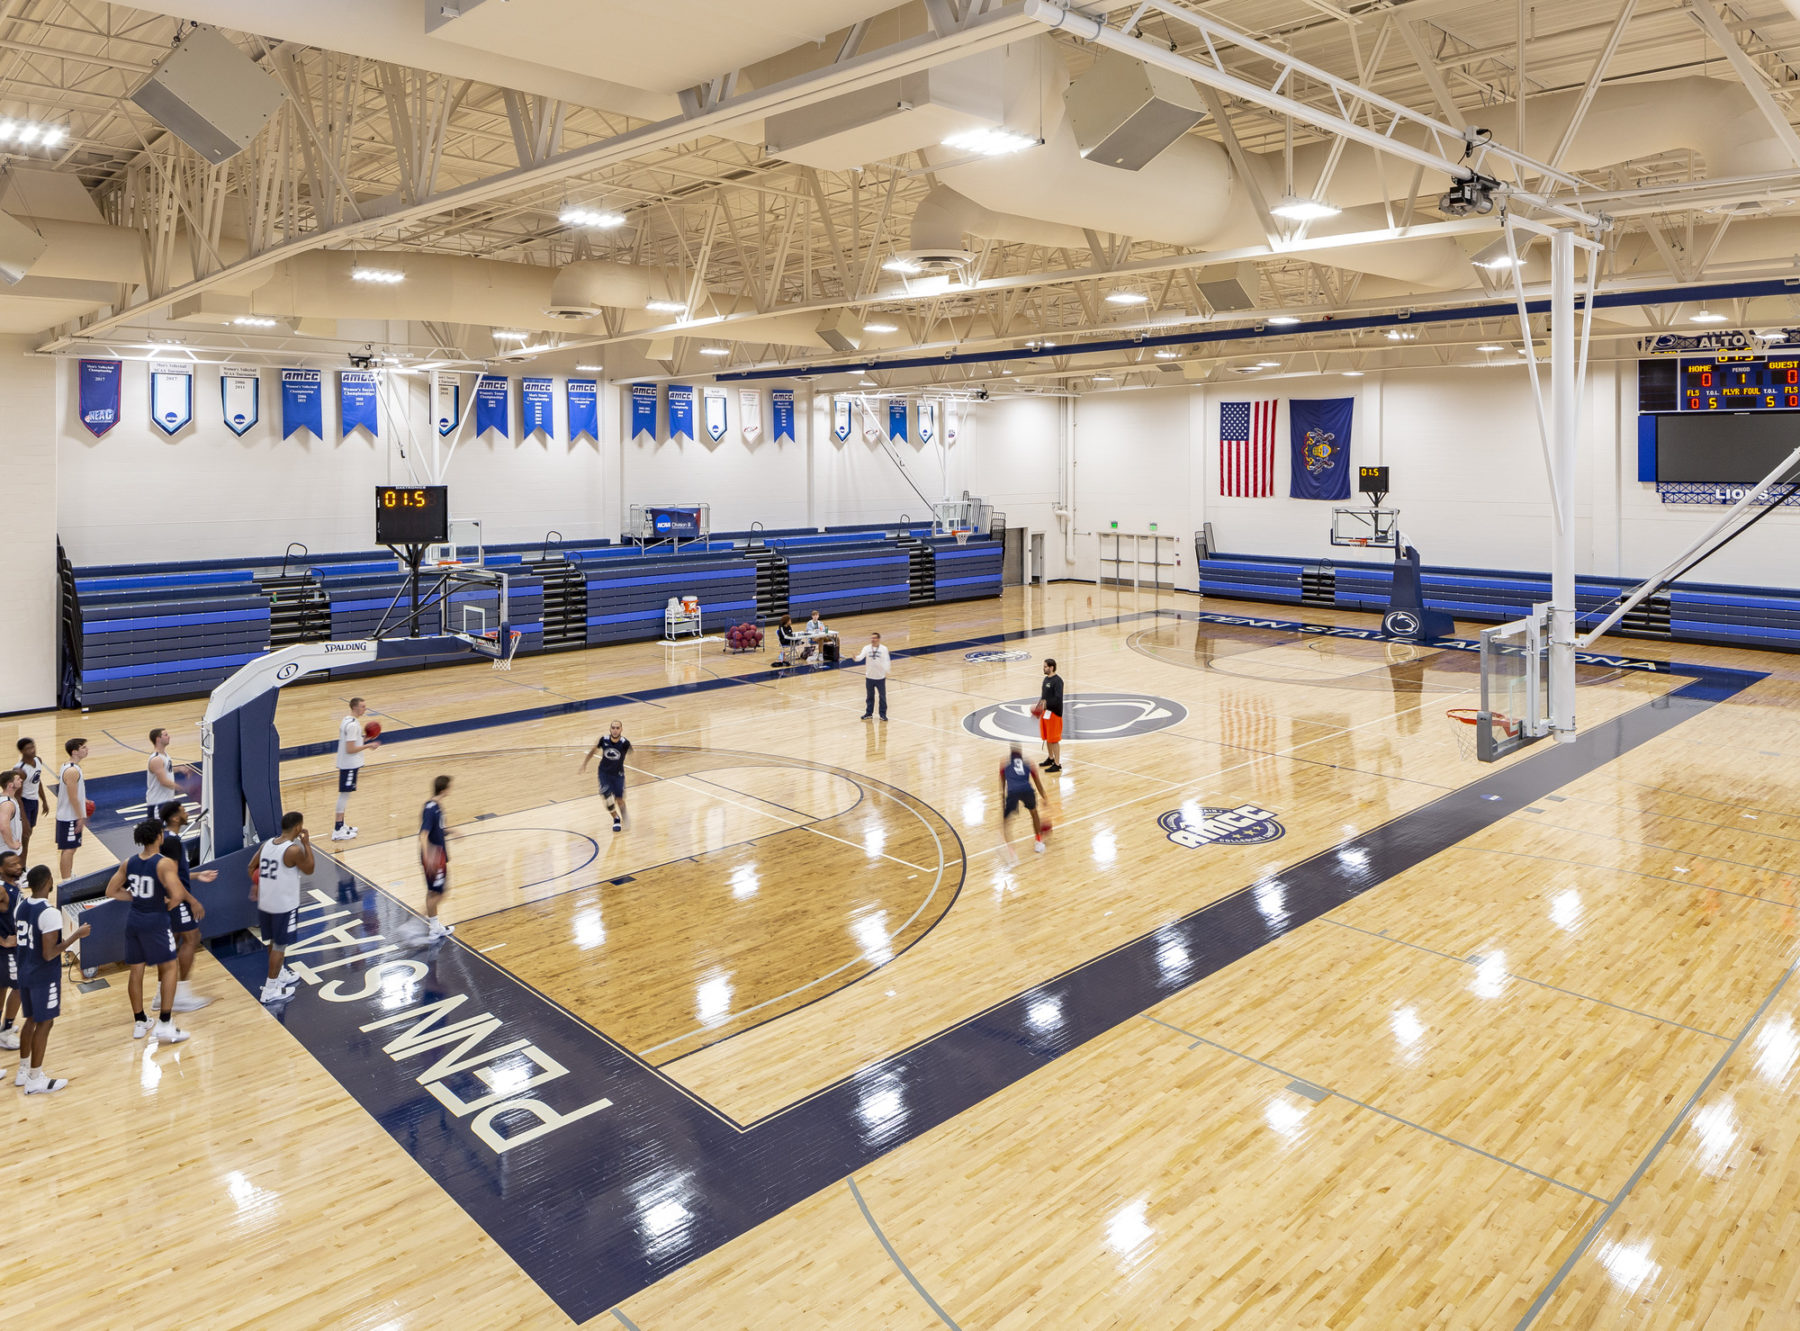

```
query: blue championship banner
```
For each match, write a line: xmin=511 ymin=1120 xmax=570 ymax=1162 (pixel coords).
xmin=771 ymin=387 xmax=795 ymax=441
xmin=703 ymin=385 xmax=728 ymax=441
xmin=474 ymin=374 xmax=510 ymax=439
xmin=220 ymin=364 xmax=260 ymax=437
xmin=1289 ymin=397 xmax=1354 ymax=501
xmin=568 ymin=378 xmax=599 ymax=442
xmin=521 ymin=377 xmax=553 ymax=438
xmin=149 ymin=359 xmax=194 ymax=436
xmin=339 ymin=369 xmax=378 ymax=437
xmin=78 ymin=358 xmax=121 ymax=437
xmin=630 ymin=383 xmax=658 ymax=440
xmin=668 ymin=384 xmax=695 ymax=442
xmin=281 ymin=369 xmax=323 ymax=439
xmin=888 ymin=398 xmax=907 ymax=441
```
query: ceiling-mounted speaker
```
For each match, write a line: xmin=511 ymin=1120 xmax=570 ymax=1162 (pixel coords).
xmin=0 ymin=210 xmax=47 ymax=285
xmin=816 ymin=310 xmax=862 ymax=354
xmin=1195 ymin=263 xmax=1260 ymax=313
xmin=1065 ymin=50 xmax=1206 ymax=172
xmin=130 ymin=25 xmax=286 ymax=165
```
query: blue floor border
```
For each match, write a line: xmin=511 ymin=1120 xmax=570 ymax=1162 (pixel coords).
xmin=204 ymin=608 xmax=1764 ymax=1321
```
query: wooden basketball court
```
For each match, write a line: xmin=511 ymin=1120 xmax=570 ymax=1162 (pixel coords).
xmin=11 ymin=583 xmax=1800 ymax=1328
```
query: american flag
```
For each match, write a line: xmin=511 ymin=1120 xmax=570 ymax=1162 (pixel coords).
xmin=1220 ymin=400 xmax=1277 ymax=497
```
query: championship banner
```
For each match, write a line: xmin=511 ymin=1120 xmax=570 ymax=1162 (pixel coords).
xmin=568 ymin=378 xmax=599 ymax=442
xmin=832 ymin=396 xmax=852 ymax=442
xmin=338 ymin=369 xmax=378 ymax=438
xmin=521 ymin=377 xmax=554 ymax=438
xmin=918 ymin=399 xmax=937 ymax=445
xmin=280 ymin=368 xmax=323 ymax=440
xmin=861 ymin=402 xmax=883 ymax=444
xmin=474 ymin=374 xmax=510 ymax=439
xmin=739 ymin=388 xmax=761 ymax=441
xmin=668 ymin=384 xmax=696 ymax=442
xmin=703 ymin=385 xmax=728 ymax=442
xmin=946 ymin=404 xmax=959 ymax=444
xmin=433 ymin=374 xmax=459 ymax=438
xmin=888 ymin=399 xmax=907 ymax=441
xmin=629 ymin=383 xmax=658 ymax=441
xmin=1288 ymin=397 xmax=1354 ymax=501
xmin=771 ymin=388 xmax=795 ymax=441
xmin=149 ymin=359 xmax=194 ymax=436
xmin=220 ymin=364 xmax=260 ymax=437
xmin=77 ymin=359 xmax=121 ymax=437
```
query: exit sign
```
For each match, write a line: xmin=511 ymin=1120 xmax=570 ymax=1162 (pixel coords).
xmin=1109 ymin=520 xmax=1118 ymax=529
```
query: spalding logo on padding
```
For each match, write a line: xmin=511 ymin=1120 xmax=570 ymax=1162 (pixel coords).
xmin=962 ymin=693 xmax=1188 ymax=742
xmin=1158 ymin=803 xmax=1286 ymax=849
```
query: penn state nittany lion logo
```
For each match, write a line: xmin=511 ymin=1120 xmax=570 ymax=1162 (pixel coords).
xmin=1159 ymin=803 xmax=1286 ymax=850
xmin=1301 ymin=427 xmax=1338 ymax=475
xmin=962 ymin=692 xmax=1187 ymax=742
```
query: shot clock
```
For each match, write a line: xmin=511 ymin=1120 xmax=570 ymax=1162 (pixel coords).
xmin=375 ymin=485 xmax=449 ymax=545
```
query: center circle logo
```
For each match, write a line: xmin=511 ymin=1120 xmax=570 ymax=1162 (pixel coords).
xmin=964 ymin=649 xmax=1031 ymax=664
xmin=1159 ymin=804 xmax=1286 ymax=849
xmin=962 ymin=692 xmax=1188 ymax=742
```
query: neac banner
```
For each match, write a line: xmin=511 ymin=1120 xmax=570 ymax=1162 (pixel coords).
xmin=888 ymin=399 xmax=907 ymax=441
xmin=149 ymin=359 xmax=194 ymax=436
xmin=567 ymin=378 xmax=599 ymax=442
xmin=474 ymin=374 xmax=510 ymax=439
xmin=220 ymin=364 xmax=260 ymax=437
xmin=78 ymin=359 xmax=121 ymax=437
xmin=739 ymin=388 xmax=761 ymax=441
xmin=668 ymin=384 xmax=696 ymax=441
xmin=521 ymin=377 xmax=554 ymax=438
xmin=339 ymin=369 xmax=378 ymax=438
xmin=630 ymin=383 xmax=658 ymax=440
xmin=771 ymin=388 xmax=795 ymax=441
xmin=281 ymin=369 xmax=323 ymax=440
xmin=1288 ymin=397 xmax=1354 ymax=501
xmin=703 ymin=385 xmax=728 ymax=441
xmin=833 ymin=396 xmax=852 ymax=442
xmin=433 ymin=374 xmax=460 ymax=438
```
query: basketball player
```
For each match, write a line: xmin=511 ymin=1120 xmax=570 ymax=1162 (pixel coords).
xmin=14 ymin=737 xmax=46 ymax=860
xmin=332 ymin=698 xmax=381 ymax=841
xmin=15 ymin=864 xmax=89 ymax=1092
xmin=1000 ymin=742 xmax=1050 ymax=860
xmin=1039 ymin=658 xmax=1065 ymax=772
xmin=161 ymin=801 xmax=218 ymax=1011
xmin=145 ymin=727 xmax=194 ymax=814
xmin=0 ymin=851 xmax=19 ymax=1051
xmin=0 ymin=769 xmax=23 ymax=863
xmin=581 ymin=721 xmax=632 ymax=832
xmin=253 ymin=812 xmax=312 ymax=1005
xmin=103 ymin=819 xmax=196 ymax=1044
xmin=55 ymin=736 xmax=89 ymax=880
xmin=419 ymin=776 xmax=454 ymax=939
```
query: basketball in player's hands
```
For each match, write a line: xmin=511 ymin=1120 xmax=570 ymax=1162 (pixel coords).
xmin=363 ymin=719 xmax=382 ymax=739
xmin=1030 ymin=700 xmax=1047 ymax=718
xmin=248 ymin=858 xmax=260 ymax=887
xmin=85 ymin=799 xmax=96 ymax=818
xmin=422 ymin=845 xmax=446 ymax=874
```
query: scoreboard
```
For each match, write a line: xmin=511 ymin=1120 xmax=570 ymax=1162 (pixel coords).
xmin=1680 ymin=354 xmax=1800 ymax=411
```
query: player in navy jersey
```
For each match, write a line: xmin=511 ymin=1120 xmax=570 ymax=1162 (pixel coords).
xmin=419 ymin=775 xmax=454 ymax=939
xmin=0 ymin=851 xmax=19 ymax=1050
xmin=15 ymin=864 xmax=88 ymax=1093
xmin=999 ymin=742 xmax=1051 ymax=861
xmin=103 ymin=819 xmax=198 ymax=1044
xmin=160 ymin=801 xmax=217 ymax=1011
xmin=581 ymin=720 xmax=633 ymax=832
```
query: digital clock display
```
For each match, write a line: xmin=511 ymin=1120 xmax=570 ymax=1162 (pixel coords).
xmin=1680 ymin=355 xmax=1800 ymax=411
xmin=375 ymin=485 xmax=449 ymax=545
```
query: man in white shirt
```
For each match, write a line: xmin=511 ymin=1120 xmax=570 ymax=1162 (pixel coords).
xmin=253 ymin=811 xmax=314 ymax=1005
xmin=145 ymin=727 xmax=194 ymax=814
xmin=856 ymin=631 xmax=891 ymax=721
xmin=332 ymin=697 xmax=381 ymax=841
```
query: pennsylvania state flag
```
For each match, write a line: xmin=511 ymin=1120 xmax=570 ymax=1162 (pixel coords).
xmin=1288 ymin=397 xmax=1354 ymax=500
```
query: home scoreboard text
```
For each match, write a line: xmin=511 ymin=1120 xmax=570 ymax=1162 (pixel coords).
xmin=1680 ymin=354 xmax=1800 ymax=411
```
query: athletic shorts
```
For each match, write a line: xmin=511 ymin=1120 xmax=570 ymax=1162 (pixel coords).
xmin=169 ymin=900 xmax=200 ymax=933
xmin=54 ymin=819 xmax=82 ymax=850
xmin=422 ymin=853 xmax=448 ymax=895
xmin=597 ymin=770 xmax=625 ymax=800
xmin=1004 ymin=788 xmax=1038 ymax=818
xmin=3 ymin=945 xmax=15 ymax=986
xmin=123 ymin=913 xmax=177 ymax=966
xmin=1039 ymin=712 xmax=1064 ymax=745
xmin=19 ymin=973 xmax=58 ymax=1022
xmin=337 ymin=767 xmax=359 ymax=794
xmin=258 ymin=907 xmax=299 ymax=949
xmin=19 ymin=796 xmax=37 ymax=826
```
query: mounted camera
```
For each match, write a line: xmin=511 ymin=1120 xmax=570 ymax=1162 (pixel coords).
xmin=1438 ymin=172 xmax=1500 ymax=217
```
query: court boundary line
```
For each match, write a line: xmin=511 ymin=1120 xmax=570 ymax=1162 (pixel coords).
xmin=847 ymin=1176 xmax=964 ymax=1331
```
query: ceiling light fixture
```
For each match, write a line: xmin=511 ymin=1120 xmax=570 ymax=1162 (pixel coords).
xmin=1092 ymin=374 xmax=1114 ymax=381
xmin=645 ymin=299 xmax=686 ymax=314
xmin=494 ymin=330 xmax=529 ymax=343
xmin=1271 ymin=193 xmax=1340 ymax=221
xmin=1154 ymin=349 xmax=1181 ymax=359
xmin=941 ymin=127 xmax=1037 ymax=157
xmin=1266 ymin=314 xmax=1301 ymax=326
xmin=863 ymin=322 xmax=898 ymax=333
xmin=1689 ymin=309 xmax=1729 ymax=324
xmin=351 ymin=267 xmax=405 ymax=284
xmin=1342 ymin=370 xmax=1365 ymax=377
xmin=881 ymin=258 xmax=922 ymax=275
xmin=233 ymin=316 xmax=277 ymax=327
xmin=1476 ymin=344 xmax=1505 ymax=352
xmin=1471 ymin=238 xmax=1521 ymax=270
xmin=1384 ymin=329 xmax=1415 ymax=341
xmin=1256 ymin=360 xmax=1281 ymax=368
xmin=698 ymin=346 xmax=729 ymax=357
xmin=1104 ymin=291 xmax=1148 ymax=306
xmin=559 ymin=205 xmax=625 ymax=229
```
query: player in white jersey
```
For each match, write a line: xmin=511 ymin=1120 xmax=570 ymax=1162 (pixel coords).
xmin=0 ymin=769 xmax=22 ymax=863
xmin=332 ymin=698 xmax=381 ymax=841
xmin=55 ymin=736 xmax=89 ymax=881
xmin=14 ymin=737 xmax=46 ymax=861
xmin=253 ymin=811 xmax=314 ymax=1004
xmin=145 ymin=727 xmax=194 ymax=813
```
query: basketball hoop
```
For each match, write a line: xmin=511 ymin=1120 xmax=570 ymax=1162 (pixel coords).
xmin=953 ymin=528 xmax=971 ymax=545
xmin=480 ymin=628 xmax=523 ymax=671
xmin=1447 ymin=707 xmax=1518 ymax=760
